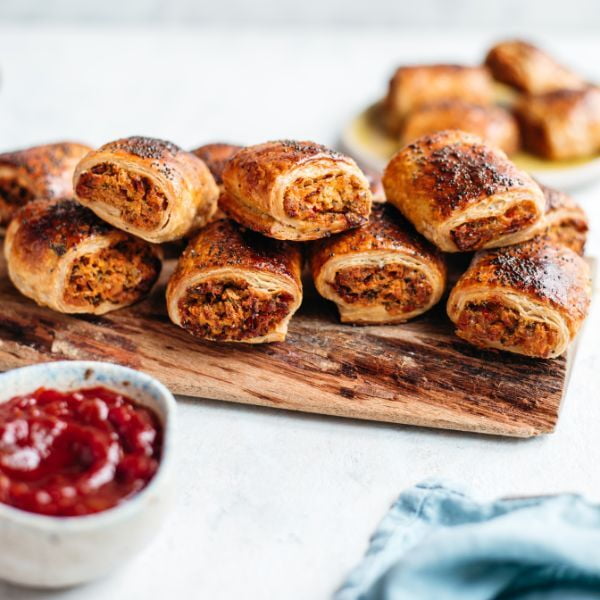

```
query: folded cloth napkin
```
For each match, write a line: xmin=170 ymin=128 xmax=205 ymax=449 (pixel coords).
xmin=336 ymin=480 xmax=600 ymax=600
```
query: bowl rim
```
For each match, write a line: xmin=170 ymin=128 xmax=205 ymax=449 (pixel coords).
xmin=0 ymin=360 xmax=176 ymax=531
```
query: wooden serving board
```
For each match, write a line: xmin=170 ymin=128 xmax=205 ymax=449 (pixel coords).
xmin=0 ymin=247 xmax=575 ymax=438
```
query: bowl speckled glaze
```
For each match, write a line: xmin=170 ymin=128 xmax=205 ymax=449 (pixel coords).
xmin=0 ymin=361 xmax=176 ymax=589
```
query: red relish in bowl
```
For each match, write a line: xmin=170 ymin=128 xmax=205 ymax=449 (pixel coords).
xmin=0 ymin=386 xmax=162 ymax=517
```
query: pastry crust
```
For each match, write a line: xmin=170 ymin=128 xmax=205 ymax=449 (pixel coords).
xmin=401 ymin=100 xmax=520 ymax=155
xmin=539 ymin=184 xmax=588 ymax=255
xmin=447 ymin=240 xmax=591 ymax=358
xmin=310 ymin=204 xmax=446 ymax=324
xmin=191 ymin=143 xmax=242 ymax=186
xmin=515 ymin=87 xmax=600 ymax=160
xmin=73 ymin=136 xmax=219 ymax=243
xmin=221 ymin=140 xmax=372 ymax=241
xmin=4 ymin=198 xmax=162 ymax=314
xmin=167 ymin=219 xmax=302 ymax=343
xmin=0 ymin=142 xmax=91 ymax=227
xmin=382 ymin=130 xmax=546 ymax=252
xmin=383 ymin=65 xmax=493 ymax=134
xmin=485 ymin=40 xmax=585 ymax=94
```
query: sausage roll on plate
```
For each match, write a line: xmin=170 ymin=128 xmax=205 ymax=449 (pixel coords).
xmin=383 ymin=130 xmax=546 ymax=252
xmin=74 ymin=136 xmax=219 ymax=243
xmin=4 ymin=198 xmax=162 ymax=314
xmin=383 ymin=64 xmax=494 ymax=134
xmin=447 ymin=240 xmax=591 ymax=358
xmin=540 ymin=184 xmax=588 ymax=255
xmin=400 ymin=100 xmax=520 ymax=155
xmin=310 ymin=204 xmax=446 ymax=324
xmin=0 ymin=142 xmax=91 ymax=227
xmin=485 ymin=40 xmax=585 ymax=94
xmin=167 ymin=219 xmax=302 ymax=343
xmin=516 ymin=87 xmax=600 ymax=160
xmin=221 ymin=140 xmax=372 ymax=241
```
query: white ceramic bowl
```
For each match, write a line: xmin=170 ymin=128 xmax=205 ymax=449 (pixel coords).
xmin=0 ymin=361 xmax=176 ymax=588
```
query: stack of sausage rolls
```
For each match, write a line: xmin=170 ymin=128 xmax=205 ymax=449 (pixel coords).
xmin=0 ymin=128 xmax=591 ymax=359
xmin=379 ymin=39 xmax=600 ymax=162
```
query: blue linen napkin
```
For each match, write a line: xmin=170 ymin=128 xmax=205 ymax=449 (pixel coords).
xmin=336 ymin=480 xmax=600 ymax=600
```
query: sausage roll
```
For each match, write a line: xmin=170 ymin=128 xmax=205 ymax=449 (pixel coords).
xmin=515 ymin=87 xmax=600 ymax=160
xmin=383 ymin=65 xmax=494 ymax=134
xmin=167 ymin=219 xmax=302 ymax=343
xmin=221 ymin=140 xmax=372 ymax=241
xmin=485 ymin=40 xmax=585 ymax=94
xmin=73 ymin=136 xmax=219 ymax=243
xmin=191 ymin=143 xmax=242 ymax=186
xmin=447 ymin=240 xmax=591 ymax=358
xmin=382 ymin=130 xmax=546 ymax=252
xmin=4 ymin=198 xmax=162 ymax=314
xmin=539 ymin=184 xmax=588 ymax=255
xmin=310 ymin=204 xmax=446 ymax=324
xmin=0 ymin=142 xmax=91 ymax=227
xmin=400 ymin=100 xmax=520 ymax=155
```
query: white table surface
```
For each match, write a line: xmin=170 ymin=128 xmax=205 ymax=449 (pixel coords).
xmin=0 ymin=25 xmax=599 ymax=600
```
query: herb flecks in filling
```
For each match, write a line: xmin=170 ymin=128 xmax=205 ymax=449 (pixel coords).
xmin=457 ymin=300 xmax=559 ymax=357
xmin=179 ymin=277 xmax=293 ymax=341
xmin=331 ymin=263 xmax=433 ymax=314
xmin=64 ymin=239 xmax=160 ymax=308
xmin=75 ymin=163 xmax=168 ymax=230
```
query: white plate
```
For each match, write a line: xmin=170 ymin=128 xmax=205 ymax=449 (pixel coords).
xmin=341 ymin=104 xmax=600 ymax=190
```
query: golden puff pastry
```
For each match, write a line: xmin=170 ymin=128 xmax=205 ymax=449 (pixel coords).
xmin=515 ymin=87 xmax=600 ymax=160
xmin=447 ymin=240 xmax=591 ymax=358
xmin=221 ymin=140 xmax=372 ymax=241
xmin=401 ymin=100 xmax=520 ymax=155
xmin=191 ymin=143 xmax=242 ymax=186
xmin=382 ymin=130 xmax=546 ymax=252
xmin=310 ymin=204 xmax=446 ymax=324
xmin=167 ymin=219 xmax=302 ymax=343
xmin=5 ymin=198 xmax=162 ymax=314
xmin=0 ymin=142 xmax=91 ymax=227
xmin=383 ymin=65 xmax=494 ymax=134
xmin=73 ymin=136 xmax=219 ymax=243
xmin=539 ymin=184 xmax=588 ymax=255
xmin=485 ymin=40 xmax=585 ymax=94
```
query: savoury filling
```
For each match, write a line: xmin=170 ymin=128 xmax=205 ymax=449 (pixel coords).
xmin=75 ymin=163 xmax=168 ymax=230
xmin=457 ymin=300 xmax=559 ymax=357
xmin=451 ymin=201 xmax=537 ymax=251
xmin=179 ymin=278 xmax=293 ymax=341
xmin=0 ymin=177 xmax=35 ymax=224
xmin=283 ymin=173 xmax=368 ymax=226
xmin=331 ymin=263 xmax=433 ymax=315
xmin=64 ymin=239 xmax=160 ymax=308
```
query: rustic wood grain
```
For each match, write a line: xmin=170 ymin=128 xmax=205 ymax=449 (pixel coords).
xmin=0 ymin=246 xmax=574 ymax=438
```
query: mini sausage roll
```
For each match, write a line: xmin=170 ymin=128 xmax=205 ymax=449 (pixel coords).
xmin=382 ymin=130 xmax=546 ymax=252
xmin=539 ymin=184 xmax=588 ymax=255
xmin=485 ymin=40 xmax=585 ymax=94
xmin=515 ymin=87 xmax=600 ymax=160
xmin=383 ymin=65 xmax=494 ymax=134
xmin=5 ymin=198 xmax=162 ymax=314
xmin=0 ymin=142 xmax=91 ymax=227
xmin=447 ymin=240 xmax=591 ymax=358
xmin=191 ymin=143 xmax=242 ymax=186
xmin=220 ymin=140 xmax=372 ymax=241
xmin=401 ymin=100 xmax=520 ymax=155
xmin=167 ymin=219 xmax=302 ymax=343
xmin=73 ymin=136 xmax=219 ymax=243
xmin=310 ymin=204 xmax=446 ymax=324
